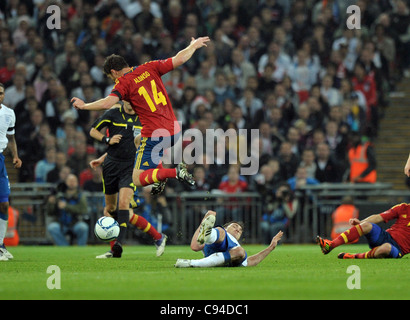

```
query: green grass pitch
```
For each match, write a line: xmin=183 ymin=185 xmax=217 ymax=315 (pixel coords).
xmin=0 ymin=244 xmax=408 ymax=300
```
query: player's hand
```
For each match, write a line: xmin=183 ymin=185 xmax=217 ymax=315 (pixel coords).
xmin=13 ymin=157 xmax=22 ymax=169
xmin=349 ymin=218 xmax=361 ymax=226
xmin=71 ymin=97 xmax=85 ymax=110
xmin=270 ymin=231 xmax=283 ymax=249
xmin=190 ymin=36 xmax=211 ymax=49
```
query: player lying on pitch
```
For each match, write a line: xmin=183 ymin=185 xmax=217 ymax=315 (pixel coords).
xmin=175 ymin=210 xmax=283 ymax=267
xmin=317 ymin=203 xmax=410 ymax=259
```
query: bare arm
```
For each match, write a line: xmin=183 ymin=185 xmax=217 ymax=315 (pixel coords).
xmin=90 ymin=153 xmax=108 ymax=170
xmin=247 ymin=231 xmax=283 ymax=267
xmin=6 ymin=134 xmax=22 ymax=168
xmin=404 ymin=152 xmax=410 ymax=177
xmin=172 ymin=36 xmax=211 ymax=69
xmin=71 ymin=95 xmax=119 ymax=111
xmin=350 ymin=214 xmax=384 ymax=226
xmin=89 ymin=127 xmax=122 ymax=145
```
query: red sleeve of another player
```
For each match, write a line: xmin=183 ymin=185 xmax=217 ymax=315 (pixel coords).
xmin=380 ymin=204 xmax=402 ymax=223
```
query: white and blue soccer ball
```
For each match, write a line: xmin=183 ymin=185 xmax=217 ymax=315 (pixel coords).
xmin=94 ymin=216 xmax=120 ymax=242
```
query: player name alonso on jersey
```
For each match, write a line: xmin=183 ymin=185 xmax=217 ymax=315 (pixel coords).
xmin=109 ymin=58 xmax=180 ymax=138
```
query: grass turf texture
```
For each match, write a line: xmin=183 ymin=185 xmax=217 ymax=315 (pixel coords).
xmin=0 ymin=244 xmax=408 ymax=300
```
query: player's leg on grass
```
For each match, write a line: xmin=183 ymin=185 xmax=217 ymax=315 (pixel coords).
xmin=129 ymin=207 xmax=168 ymax=257
xmin=0 ymin=201 xmax=12 ymax=260
xmin=338 ymin=223 xmax=402 ymax=259
xmin=175 ymin=246 xmax=245 ymax=268
xmin=176 ymin=215 xmax=244 ymax=268
xmin=338 ymin=242 xmax=401 ymax=259
xmin=317 ymin=221 xmax=372 ymax=254
xmin=111 ymin=187 xmax=135 ymax=257
xmin=0 ymin=165 xmax=13 ymax=260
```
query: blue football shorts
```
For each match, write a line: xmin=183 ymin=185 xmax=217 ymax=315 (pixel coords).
xmin=366 ymin=223 xmax=402 ymax=258
xmin=134 ymin=132 xmax=181 ymax=171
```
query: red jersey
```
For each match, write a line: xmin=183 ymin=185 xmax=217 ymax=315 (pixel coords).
xmin=109 ymin=58 xmax=180 ymax=138
xmin=380 ymin=203 xmax=410 ymax=255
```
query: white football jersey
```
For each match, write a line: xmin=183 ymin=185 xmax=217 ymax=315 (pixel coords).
xmin=0 ymin=104 xmax=16 ymax=153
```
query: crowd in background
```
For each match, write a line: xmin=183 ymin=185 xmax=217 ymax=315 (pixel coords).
xmin=1 ymin=0 xmax=410 ymax=239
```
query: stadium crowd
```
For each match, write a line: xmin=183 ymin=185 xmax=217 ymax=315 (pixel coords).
xmin=1 ymin=0 xmax=410 ymax=240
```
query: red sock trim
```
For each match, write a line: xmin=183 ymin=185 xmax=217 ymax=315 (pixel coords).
xmin=138 ymin=168 xmax=176 ymax=186
xmin=129 ymin=214 xmax=161 ymax=240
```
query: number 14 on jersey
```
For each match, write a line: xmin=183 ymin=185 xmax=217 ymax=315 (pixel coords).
xmin=138 ymin=80 xmax=167 ymax=112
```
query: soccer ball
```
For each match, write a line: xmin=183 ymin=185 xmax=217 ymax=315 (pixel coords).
xmin=94 ymin=216 xmax=120 ymax=242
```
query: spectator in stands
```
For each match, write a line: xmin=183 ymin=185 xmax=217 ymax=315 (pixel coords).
xmin=299 ymin=148 xmax=317 ymax=179
xmin=324 ymin=119 xmax=347 ymax=159
xmin=278 ymin=141 xmax=300 ymax=181
xmin=194 ymin=59 xmax=215 ymax=96
xmin=190 ymin=165 xmax=211 ymax=192
xmin=261 ymin=182 xmax=298 ymax=244
xmin=351 ymin=62 xmax=378 ymax=137
xmin=213 ymin=71 xmax=236 ymax=105
xmin=223 ymin=48 xmax=257 ymax=92
xmin=320 ymin=74 xmax=341 ymax=107
xmin=0 ymin=54 xmax=16 ymax=85
xmin=251 ymin=162 xmax=282 ymax=204
xmin=389 ymin=0 xmax=410 ymax=78
xmin=237 ymin=87 xmax=263 ymax=122
xmin=315 ymin=142 xmax=344 ymax=183
xmin=218 ymin=164 xmax=248 ymax=222
xmin=3 ymin=73 xmax=25 ymax=109
xmin=66 ymin=139 xmax=93 ymax=177
xmin=46 ymin=173 xmax=89 ymax=246
xmin=287 ymin=165 xmax=320 ymax=192
xmin=34 ymin=147 xmax=56 ymax=183
xmin=46 ymin=151 xmax=68 ymax=184
xmin=82 ymin=165 xmax=103 ymax=193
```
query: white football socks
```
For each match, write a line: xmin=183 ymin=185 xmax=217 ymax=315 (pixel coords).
xmin=205 ymin=228 xmax=218 ymax=244
xmin=0 ymin=217 xmax=7 ymax=245
xmin=190 ymin=252 xmax=226 ymax=267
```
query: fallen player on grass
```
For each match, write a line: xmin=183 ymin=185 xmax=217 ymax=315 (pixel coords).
xmin=175 ymin=210 xmax=283 ymax=267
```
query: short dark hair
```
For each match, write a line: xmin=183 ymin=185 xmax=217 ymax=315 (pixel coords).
xmin=223 ymin=221 xmax=245 ymax=231
xmin=103 ymin=54 xmax=129 ymax=76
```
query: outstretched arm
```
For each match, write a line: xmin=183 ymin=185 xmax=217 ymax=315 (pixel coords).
xmin=71 ymin=95 xmax=119 ymax=111
xmin=247 ymin=231 xmax=283 ymax=267
xmin=172 ymin=36 xmax=210 ymax=69
xmin=349 ymin=214 xmax=384 ymax=226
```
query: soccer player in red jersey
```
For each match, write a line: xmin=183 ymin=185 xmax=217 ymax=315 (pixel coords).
xmin=71 ymin=36 xmax=210 ymax=189
xmin=317 ymin=203 xmax=410 ymax=259
xmin=71 ymin=37 xmax=210 ymax=253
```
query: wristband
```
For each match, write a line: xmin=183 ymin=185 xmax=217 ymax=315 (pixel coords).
xmin=102 ymin=136 xmax=111 ymax=145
